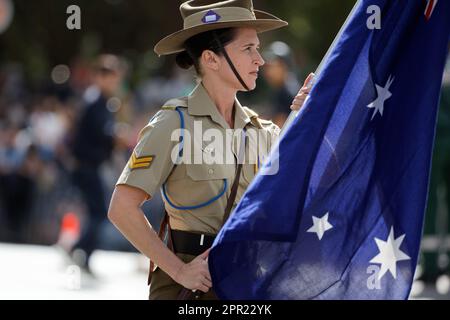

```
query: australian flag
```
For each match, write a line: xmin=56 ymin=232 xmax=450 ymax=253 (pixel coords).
xmin=209 ymin=0 xmax=450 ymax=299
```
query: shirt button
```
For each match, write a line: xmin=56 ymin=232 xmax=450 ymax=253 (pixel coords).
xmin=208 ymin=168 xmax=214 ymax=175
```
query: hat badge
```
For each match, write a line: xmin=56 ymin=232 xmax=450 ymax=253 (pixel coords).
xmin=202 ymin=10 xmax=221 ymax=24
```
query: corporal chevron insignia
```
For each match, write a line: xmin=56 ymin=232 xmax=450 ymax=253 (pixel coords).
xmin=129 ymin=152 xmax=154 ymax=170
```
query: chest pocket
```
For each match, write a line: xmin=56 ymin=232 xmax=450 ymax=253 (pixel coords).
xmin=163 ymin=164 xmax=231 ymax=210
xmin=161 ymin=107 xmax=232 ymax=211
xmin=186 ymin=163 xmax=234 ymax=181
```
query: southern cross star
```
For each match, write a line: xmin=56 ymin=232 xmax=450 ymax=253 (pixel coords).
xmin=370 ymin=226 xmax=411 ymax=281
xmin=367 ymin=75 xmax=394 ymax=120
xmin=307 ymin=212 xmax=333 ymax=240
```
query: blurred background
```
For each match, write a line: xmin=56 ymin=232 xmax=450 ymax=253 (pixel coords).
xmin=0 ymin=0 xmax=448 ymax=299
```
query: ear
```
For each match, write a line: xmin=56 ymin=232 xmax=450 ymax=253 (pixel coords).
xmin=200 ymin=50 xmax=220 ymax=72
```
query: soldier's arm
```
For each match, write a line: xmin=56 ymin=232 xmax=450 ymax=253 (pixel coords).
xmin=108 ymin=185 xmax=183 ymax=279
xmin=108 ymin=184 xmax=211 ymax=293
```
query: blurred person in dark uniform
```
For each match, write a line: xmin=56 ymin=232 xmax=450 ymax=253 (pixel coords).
xmin=69 ymin=54 xmax=126 ymax=273
xmin=0 ymin=144 xmax=43 ymax=243
xmin=262 ymin=41 xmax=300 ymax=127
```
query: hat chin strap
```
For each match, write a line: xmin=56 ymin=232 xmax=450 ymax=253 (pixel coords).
xmin=213 ymin=32 xmax=250 ymax=92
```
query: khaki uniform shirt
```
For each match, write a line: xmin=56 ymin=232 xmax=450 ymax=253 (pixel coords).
xmin=117 ymin=83 xmax=280 ymax=234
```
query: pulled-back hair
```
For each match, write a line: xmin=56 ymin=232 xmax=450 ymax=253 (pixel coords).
xmin=175 ymin=28 xmax=236 ymax=75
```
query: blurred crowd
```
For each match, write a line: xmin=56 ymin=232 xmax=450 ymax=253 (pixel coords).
xmin=0 ymin=55 xmax=185 ymax=250
xmin=0 ymin=42 xmax=302 ymax=255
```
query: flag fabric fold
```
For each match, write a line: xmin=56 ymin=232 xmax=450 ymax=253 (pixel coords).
xmin=209 ymin=0 xmax=450 ymax=299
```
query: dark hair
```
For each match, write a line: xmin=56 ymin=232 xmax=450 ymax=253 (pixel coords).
xmin=175 ymin=28 xmax=236 ymax=74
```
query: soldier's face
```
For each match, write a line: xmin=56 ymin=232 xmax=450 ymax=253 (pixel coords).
xmin=219 ymin=27 xmax=265 ymax=91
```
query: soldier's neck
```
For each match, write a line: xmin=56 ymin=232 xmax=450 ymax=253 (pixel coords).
xmin=202 ymin=80 xmax=236 ymax=129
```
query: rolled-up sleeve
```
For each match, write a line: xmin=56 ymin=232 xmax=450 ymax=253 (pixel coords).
xmin=116 ymin=109 xmax=180 ymax=197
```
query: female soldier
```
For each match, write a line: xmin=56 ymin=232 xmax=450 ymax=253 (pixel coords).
xmin=108 ymin=0 xmax=312 ymax=300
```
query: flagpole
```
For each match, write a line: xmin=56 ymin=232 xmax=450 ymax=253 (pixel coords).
xmin=280 ymin=0 xmax=362 ymax=135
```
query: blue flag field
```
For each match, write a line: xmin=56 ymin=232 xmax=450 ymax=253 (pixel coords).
xmin=209 ymin=0 xmax=450 ymax=299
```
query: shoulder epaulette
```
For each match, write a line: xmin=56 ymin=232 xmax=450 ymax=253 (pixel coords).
xmin=242 ymin=106 xmax=259 ymax=119
xmin=258 ymin=118 xmax=273 ymax=125
xmin=161 ymin=105 xmax=177 ymax=110
xmin=161 ymin=97 xmax=188 ymax=110
xmin=243 ymin=106 xmax=274 ymax=129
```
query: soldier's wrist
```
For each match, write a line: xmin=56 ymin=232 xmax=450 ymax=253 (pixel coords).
xmin=170 ymin=260 xmax=185 ymax=284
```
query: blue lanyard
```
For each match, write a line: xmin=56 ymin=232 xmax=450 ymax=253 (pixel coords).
xmin=161 ymin=106 xmax=233 ymax=211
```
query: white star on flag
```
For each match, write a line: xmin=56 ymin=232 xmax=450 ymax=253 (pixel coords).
xmin=369 ymin=226 xmax=411 ymax=281
xmin=367 ymin=75 xmax=394 ymax=120
xmin=307 ymin=212 xmax=333 ymax=240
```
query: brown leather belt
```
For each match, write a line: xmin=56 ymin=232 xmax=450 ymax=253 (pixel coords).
xmin=171 ymin=230 xmax=216 ymax=256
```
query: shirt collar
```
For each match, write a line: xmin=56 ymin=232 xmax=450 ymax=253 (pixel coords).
xmin=187 ymin=82 xmax=252 ymax=130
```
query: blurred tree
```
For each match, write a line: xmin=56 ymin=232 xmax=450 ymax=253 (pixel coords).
xmin=0 ymin=0 xmax=356 ymax=88
xmin=260 ymin=0 xmax=356 ymax=75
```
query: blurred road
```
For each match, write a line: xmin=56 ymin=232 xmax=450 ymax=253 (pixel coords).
xmin=0 ymin=242 xmax=449 ymax=300
xmin=0 ymin=243 xmax=149 ymax=300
